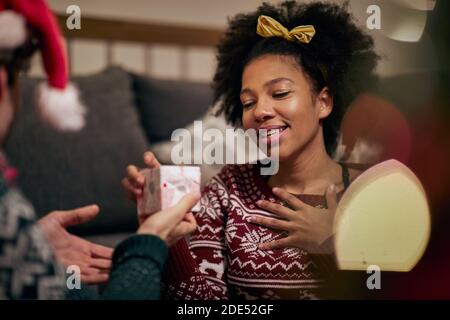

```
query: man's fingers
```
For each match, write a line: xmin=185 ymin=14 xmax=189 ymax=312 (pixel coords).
xmin=57 ymin=205 xmax=100 ymax=227
xmin=169 ymin=213 xmax=197 ymax=239
xmin=158 ymin=193 xmax=200 ymax=229
xmin=80 ymin=266 xmax=104 ymax=275
xmin=137 ymin=194 xmax=200 ymax=238
xmin=181 ymin=213 xmax=197 ymax=232
xmin=143 ymin=152 xmax=161 ymax=169
xmin=89 ymin=258 xmax=112 ymax=270
xmin=90 ymin=243 xmax=114 ymax=259
xmin=81 ymin=273 xmax=109 ymax=284
xmin=76 ymin=235 xmax=113 ymax=259
xmin=58 ymin=257 xmax=88 ymax=270
xmin=63 ymin=261 xmax=100 ymax=275
xmin=183 ymin=212 xmax=196 ymax=223
xmin=168 ymin=193 xmax=201 ymax=222
xmin=172 ymin=220 xmax=197 ymax=238
xmin=54 ymin=248 xmax=112 ymax=270
xmin=126 ymin=165 xmax=144 ymax=187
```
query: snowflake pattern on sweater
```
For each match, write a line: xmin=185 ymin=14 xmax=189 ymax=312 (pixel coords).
xmin=166 ymin=164 xmax=340 ymax=300
xmin=0 ymin=151 xmax=66 ymax=300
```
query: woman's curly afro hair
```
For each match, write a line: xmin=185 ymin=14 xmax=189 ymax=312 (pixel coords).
xmin=213 ymin=1 xmax=379 ymax=156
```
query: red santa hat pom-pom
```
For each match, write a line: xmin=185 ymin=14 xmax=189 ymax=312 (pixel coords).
xmin=0 ymin=10 xmax=27 ymax=49
xmin=37 ymin=82 xmax=86 ymax=131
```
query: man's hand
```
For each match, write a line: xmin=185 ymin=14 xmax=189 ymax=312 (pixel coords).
xmin=138 ymin=193 xmax=199 ymax=247
xmin=38 ymin=205 xmax=114 ymax=284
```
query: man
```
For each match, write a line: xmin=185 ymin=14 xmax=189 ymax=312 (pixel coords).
xmin=0 ymin=0 xmax=198 ymax=299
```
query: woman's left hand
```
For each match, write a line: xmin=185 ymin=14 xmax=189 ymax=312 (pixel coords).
xmin=250 ymin=185 xmax=338 ymax=253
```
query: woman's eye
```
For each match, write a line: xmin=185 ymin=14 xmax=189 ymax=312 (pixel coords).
xmin=272 ymin=91 xmax=290 ymax=99
xmin=242 ymin=101 xmax=255 ymax=109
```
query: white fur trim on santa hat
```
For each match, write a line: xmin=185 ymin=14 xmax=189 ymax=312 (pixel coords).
xmin=36 ymin=82 xmax=87 ymax=131
xmin=0 ymin=10 xmax=27 ymax=49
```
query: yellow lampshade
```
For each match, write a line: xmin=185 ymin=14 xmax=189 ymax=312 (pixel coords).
xmin=334 ymin=159 xmax=431 ymax=271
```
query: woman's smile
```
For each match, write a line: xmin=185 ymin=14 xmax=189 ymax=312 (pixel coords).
xmin=258 ymin=124 xmax=289 ymax=145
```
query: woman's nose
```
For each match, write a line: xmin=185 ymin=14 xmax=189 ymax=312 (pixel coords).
xmin=253 ymin=101 xmax=275 ymax=123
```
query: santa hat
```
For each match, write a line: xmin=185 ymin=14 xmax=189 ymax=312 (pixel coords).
xmin=0 ymin=0 xmax=85 ymax=131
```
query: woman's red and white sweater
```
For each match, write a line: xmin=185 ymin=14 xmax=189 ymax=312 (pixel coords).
xmin=165 ymin=164 xmax=339 ymax=300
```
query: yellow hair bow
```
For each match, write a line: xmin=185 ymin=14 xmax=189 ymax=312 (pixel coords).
xmin=256 ymin=15 xmax=316 ymax=44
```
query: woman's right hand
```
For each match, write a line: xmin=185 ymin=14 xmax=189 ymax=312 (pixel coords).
xmin=121 ymin=151 xmax=161 ymax=202
xmin=137 ymin=193 xmax=199 ymax=247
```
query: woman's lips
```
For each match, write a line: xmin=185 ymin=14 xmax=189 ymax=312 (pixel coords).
xmin=259 ymin=126 xmax=288 ymax=145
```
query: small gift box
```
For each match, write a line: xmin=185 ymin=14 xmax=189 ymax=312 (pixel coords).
xmin=137 ymin=165 xmax=201 ymax=217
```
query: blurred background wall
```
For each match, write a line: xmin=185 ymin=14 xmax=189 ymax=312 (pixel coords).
xmin=26 ymin=0 xmax=438 ymax=82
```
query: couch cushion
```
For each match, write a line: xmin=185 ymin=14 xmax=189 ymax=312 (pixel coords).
xmin=131 ymin=73 xmax=213 ymax=143
xmin=4 ymin=66 xmax=148 ymax=235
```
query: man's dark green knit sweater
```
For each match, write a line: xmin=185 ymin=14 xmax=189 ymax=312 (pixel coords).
xmin=100 ymin=234 xmax=168 ymax=299
xmin=66 ymin=234 xmax=169 ymax=300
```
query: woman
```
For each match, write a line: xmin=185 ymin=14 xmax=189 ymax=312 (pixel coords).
xmin=124 ymin=1 xmax=379 ymax=299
